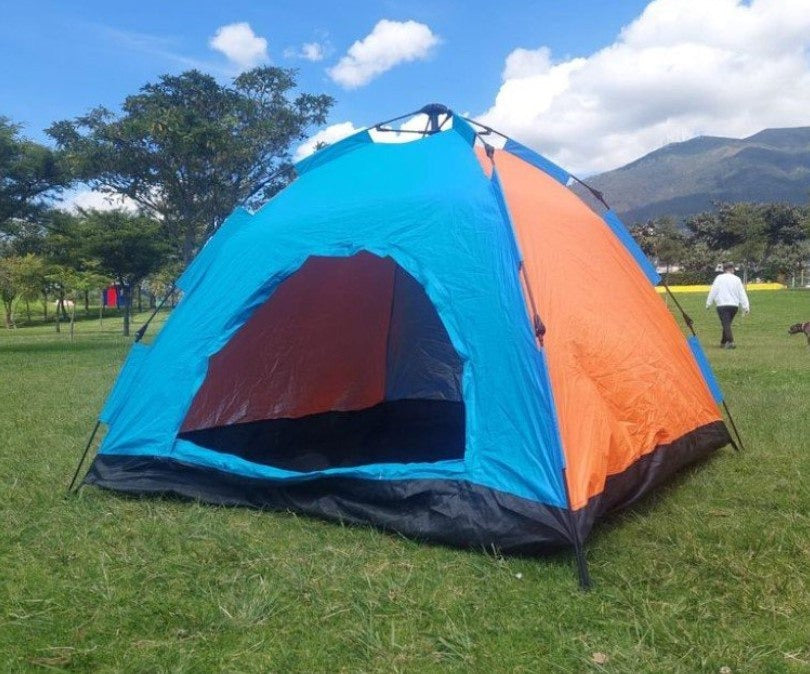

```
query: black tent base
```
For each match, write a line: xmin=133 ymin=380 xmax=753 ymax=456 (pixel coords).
xmin=83 ymin=420 xmax=730 ymax=586
xmin=85 ymin=454 xmax=575 ymax=554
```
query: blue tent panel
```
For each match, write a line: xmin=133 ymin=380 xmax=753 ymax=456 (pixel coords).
xmin=688 ymin=336 xmax=725 ymax=404
xmin=603 ymin=210 xmax=661 ymax=285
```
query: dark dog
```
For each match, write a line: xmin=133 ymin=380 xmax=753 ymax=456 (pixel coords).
xmin=788 ymin=322 xmax=810 ymax=345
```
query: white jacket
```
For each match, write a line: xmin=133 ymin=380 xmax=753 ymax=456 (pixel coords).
xmin=706 ymin=273 xmax=750 ymax=312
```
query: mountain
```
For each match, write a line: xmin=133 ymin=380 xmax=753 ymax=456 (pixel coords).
xmin=578 ymin=127 xmax=810 ymax=223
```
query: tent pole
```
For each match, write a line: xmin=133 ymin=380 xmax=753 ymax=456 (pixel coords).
xmin=67 ymin=419 xmax=100 ymax=494
xmin=134 ymin=282 xmax=175 ymax=343
xmin=574 ymin=544 xmax=592 ymax=590
xmin=662 ymin=282 xmax=747 ymax=452
xmin=562 ymin=468 xmax=591 ymax=590
xmin=721 ymin=400 xmax=745 ymax=452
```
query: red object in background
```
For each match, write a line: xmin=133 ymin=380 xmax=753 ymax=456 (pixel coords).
xmin=103 ymin=286 xmax=118 ymax=308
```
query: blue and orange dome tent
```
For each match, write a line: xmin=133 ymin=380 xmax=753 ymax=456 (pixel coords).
xmin=71 ymin=105 xmax=740 ymax=586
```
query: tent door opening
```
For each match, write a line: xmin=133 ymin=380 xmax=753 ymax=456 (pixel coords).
xmin=178 ymin=252 xmax=465 ymax=472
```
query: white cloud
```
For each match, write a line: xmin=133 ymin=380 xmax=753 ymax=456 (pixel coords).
xmin=328 ymin=19 xmax=440 ymax=88
xmin=300 ymin=42 xmax=326 ymax=61
xmin=479 ymin=0 xmax=810 ymax=175
xmin=58 ymin=189 xmax=140 ymax=214
xmin=301 ymin=42 xmax=325 ymax=61
xmin=209 ymin=22 xmax=268 ymax=70
xmin=284 ymin=41 xmax=326 ymax=61
xmin=293 ymin=122 xmax=363 ymax=161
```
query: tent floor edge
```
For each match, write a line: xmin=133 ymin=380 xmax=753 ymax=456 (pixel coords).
xmin=84 ymin=454 xmax=574 ymax=555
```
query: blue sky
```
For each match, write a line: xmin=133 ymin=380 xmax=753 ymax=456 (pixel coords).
xmin=1 ymin=1 xmax=649 ymax=143
xmin=2 ymin=0 xmax=808 ymax=182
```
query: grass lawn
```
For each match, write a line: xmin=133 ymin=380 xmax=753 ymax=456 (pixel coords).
xmin=1 ymin=292 xmax=808 ymax=672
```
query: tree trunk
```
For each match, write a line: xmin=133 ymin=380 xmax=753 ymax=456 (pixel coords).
xmin=122 ymin=285 xmax=130 ymax=337
xmin=137 ymin=285 xmax=143 ymax=313
xmin=84 ymin=289 xmax=90 ymax=315
xmin=183 ymin=232 xmax=196 ymax=266
xmin=4 ymin=301 xmax=14 ymax=329
xmin=55 ymin=296 xmax=62 ymax=333
xmin=69 ymin=297 xmax=76 ymax=342
xmin=42 ymin=293 xmax=48 ymax=319
xmin=25 ymin=300 xmax=31 ymax=322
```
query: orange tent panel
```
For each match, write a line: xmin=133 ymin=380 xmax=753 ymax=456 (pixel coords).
xmin=491 ymin=149 xmax=723 ymax=509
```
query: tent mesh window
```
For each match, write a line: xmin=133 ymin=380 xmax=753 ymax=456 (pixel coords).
xmin=178 ymin=252 xmax=465 ymax=471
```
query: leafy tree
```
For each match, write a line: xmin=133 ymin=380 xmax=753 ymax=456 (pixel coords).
xmin=718 ymin=203 xmax=767 ymax=282
xmin=684 ymin=210 xmax=737 ymax=252
xmin=45 ymin=266 xmax=109 ymax=339
xmin=0 ymin=254 xmax=21 ymax=328
xmin=655 ymin=220 xmax=686 ymax=269
xmin=13 ymin=253 xmax=48 ymax=322
xmin=759 ymin=203 xmax=810 ymax=280
xmin=143 ymin=264 xmax=182 ymax=309
xmin=48 ymin=68 xmax=333 ymax=263
xmin=77 ymin=210 xmax=171 ymax=336
xmin=630 ymin=217 xmax=686 ymax=278
xmin=0 ymin=118 xmax=67 ymax=237
xmin=35 ymin=211 xmax=86 ymax=324
xmin=629 ymin=222 xmax=657 ymax=258
xmin=680 ymin=239 xmax=719 ymax=282
xmin=764 ymin=241 xmax=809 ymax=280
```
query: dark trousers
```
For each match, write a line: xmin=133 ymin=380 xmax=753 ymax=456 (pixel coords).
xmin=717 ymin=305 xmax=738 ymax=345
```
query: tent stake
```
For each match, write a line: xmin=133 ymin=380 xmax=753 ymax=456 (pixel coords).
xmin=574 ymin=544 xmax=592 ymax=590
xmin=722 ymin=400 xmax=745 ymax=452
xmin=67 ymin=419 xmax=100 ymax=495
xmin=561 ymin=468 xmax=592 ymax=590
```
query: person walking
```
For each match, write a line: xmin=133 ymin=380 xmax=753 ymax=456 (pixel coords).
xmin=706 ymin=262 xmax=750 ymax=349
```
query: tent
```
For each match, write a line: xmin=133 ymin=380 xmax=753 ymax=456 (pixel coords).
xmin=78 ymin=105 xmax=734 ymax=584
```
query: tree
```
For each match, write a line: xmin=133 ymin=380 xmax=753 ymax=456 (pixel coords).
xmin=0 ymin=254 xmax=21 ymax=328
xmin=629 ymin=222 xmax=657 ymax=258
xmin=630 ymin=217 xmax=686 ymax=278
xmin=48 ymin=68 xmax=333 ymax=263
xmin=47 ymin=266 xmax=109 ymax=340
xmin=760 ymin=203 xmax=810 ymax=281
xmin=719 ymin=203 xmax=767 ymax=283
xmin=685 ymin=203 xmax=767 ymax=282
xmin=680 ymin=239 xmax=719 ymax=282
xmin=654 ymin=218 xmax=687 ymax=275
xmin=684 ymin=210 xmax=736 ymax=252
xmin=77 ymin=210 xmax=171 ymax=336
xmin=0 ymin=118 xmax=67 ymax=237
xmin=13 ymin=253 xmax=48 ymax=322
xmin=39 ymin=211 xmax=88 ymax=326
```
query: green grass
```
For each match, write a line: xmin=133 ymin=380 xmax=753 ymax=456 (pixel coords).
xmin=1 ymin=292 xmax=808 ymax=672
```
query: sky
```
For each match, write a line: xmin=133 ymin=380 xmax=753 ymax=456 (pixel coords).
xmin=2 ymin=0 xmax=810 ymax=209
